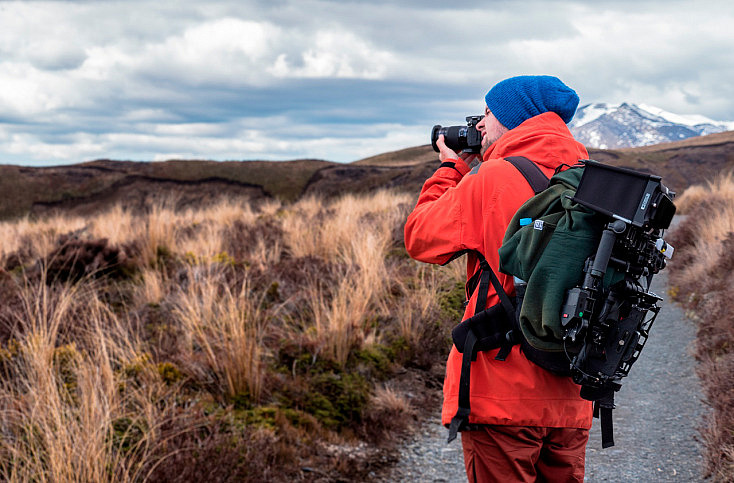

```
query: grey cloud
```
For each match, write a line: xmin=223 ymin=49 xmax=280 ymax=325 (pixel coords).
xmin=1 ymin=0 xmax=734 ymax=166
xmin=28 ymin=49 xmax=87 ymax=71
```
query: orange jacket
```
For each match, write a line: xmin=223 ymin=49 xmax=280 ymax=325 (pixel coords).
xmin=404 ymin=112 xmax=593 ymax=429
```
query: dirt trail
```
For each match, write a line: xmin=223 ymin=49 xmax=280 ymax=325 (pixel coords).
xmin=380 ymin=272 xmax=706 ymax=482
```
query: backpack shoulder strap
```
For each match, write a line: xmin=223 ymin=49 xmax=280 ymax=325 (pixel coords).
xmin=448 ymin=157 xmax=551 ymax=444
xmin=466 ymin=156 xmax=549 ymax=304
xmin=504 ymin=156 xmax=550 ymax=194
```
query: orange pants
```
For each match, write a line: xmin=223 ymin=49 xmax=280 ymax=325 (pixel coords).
xmin=461 ymin=425 xmax=588 ymax=482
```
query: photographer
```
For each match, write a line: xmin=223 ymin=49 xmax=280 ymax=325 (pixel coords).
xmin=404 ymin=76 xmax=592 ymax=482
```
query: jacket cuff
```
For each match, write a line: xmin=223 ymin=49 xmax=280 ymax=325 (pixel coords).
xmin=439 ymin=157 xmax=471 ymax=177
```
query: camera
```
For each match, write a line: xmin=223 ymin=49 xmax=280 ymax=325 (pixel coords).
xmin=559 ymin=161 xmax=676 ymax=406
xmin=571 ymin=160 xmax=676 ymax=230
xmin=431 ymin=115 xmax=484 ymax=154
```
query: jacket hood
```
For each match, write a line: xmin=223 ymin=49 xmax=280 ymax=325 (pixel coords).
xmin=482 ymin=112 xmax=588 ymax=169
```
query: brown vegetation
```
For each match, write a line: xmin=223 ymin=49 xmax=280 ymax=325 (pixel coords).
xmin=4 ymin=130 xmax=734 ymax=222
xmin=668 ymin=172 xmax=734 ymax=481
xmin=0 ymin=190 xmax=464 ymax=482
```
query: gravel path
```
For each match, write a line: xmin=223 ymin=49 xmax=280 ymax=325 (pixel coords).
xmin=380 ymin=271 xmax=706 ymax=482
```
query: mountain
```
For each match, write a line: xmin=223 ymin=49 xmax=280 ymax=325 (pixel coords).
xmin=569 ymin=102 xmax=734 ymax=149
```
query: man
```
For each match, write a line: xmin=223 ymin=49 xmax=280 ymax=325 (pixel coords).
xmin=404 ymin=75 xmax=592 ymax=482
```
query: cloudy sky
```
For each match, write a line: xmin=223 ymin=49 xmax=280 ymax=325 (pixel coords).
xmin=1 ymin=0 xmax=733 ymax=166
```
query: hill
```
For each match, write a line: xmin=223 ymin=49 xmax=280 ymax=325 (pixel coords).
xmin=0 ymin=158 xmax=334 ymax=219
xmin=2 ymin=130 xmax=734 ymax=220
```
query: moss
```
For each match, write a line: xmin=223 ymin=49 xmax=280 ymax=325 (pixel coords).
xmin=53 ymin=343 xmax=81 ymax=403
xmin=438 ymin=280 xmax=466 ymax=321
xmin=278 ymin=407 xmax=320 ymax=434
xmin=242 ymin=406 xmax=279 ymax=430
xmin=231 ymin=391 xmax=252 ymax=410
xmin=120 ymin=352 xmax=156 ymax=390
xmin=353 ymin=344 xmax=393 ymax=380
xmin=157 ymin=362 xmax=184 ymax=385
xmin=273 ymin=344 xmax=372 ymax=430
xmin=124 ymin=353 xmax=153 ymax=378
xmin=236 ymin=406 xmax=319 ymax=435
xmin=277 ymin=342 xmax=341 ymax=376
xmin=294 ymin=390 xmax=340 ymax=429
xmin=386 ymin=336 xmax=413 ymax=365
xmin=308 ymin=372 xmax=370 ymax=429
xmin=316 ymin=343 xmax=391 ymax=378
xmin=212 ymin=251 xmax=236 ymax=266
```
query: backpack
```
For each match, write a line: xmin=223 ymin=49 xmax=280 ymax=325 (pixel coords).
xmin=447 ymin=157 xmax=675 ymax=448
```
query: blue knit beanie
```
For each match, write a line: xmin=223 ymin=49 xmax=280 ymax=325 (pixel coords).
xmin=484 ymin=75 xmax=579 ymax=130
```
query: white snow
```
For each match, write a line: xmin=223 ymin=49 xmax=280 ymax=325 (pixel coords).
xmin=571 ymin=103 xmax=620 ymax=127
xmin=637 ymin=103 xmax=723 ymax=127
xmin=574 ymin=102 xmax=734 ymax=130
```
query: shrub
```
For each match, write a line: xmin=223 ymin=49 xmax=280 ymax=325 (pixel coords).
xmin=668 ymin=176 xmax=734 ymax=481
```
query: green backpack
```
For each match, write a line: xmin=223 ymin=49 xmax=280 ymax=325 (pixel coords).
xmin=499 ymin=165 xmax=621 ymax=353
xmin=448 ymin=158 xmax=675 ymax=448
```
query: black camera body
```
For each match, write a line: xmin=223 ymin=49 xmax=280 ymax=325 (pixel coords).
xmin=559 ymin=161 xmax=676 ymax=403
xmin=431 ymin=115 xmax=484 ymax=154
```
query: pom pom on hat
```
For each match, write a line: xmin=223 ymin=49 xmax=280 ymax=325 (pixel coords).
xmin=484 ymin=75 xmax=579 ymax=130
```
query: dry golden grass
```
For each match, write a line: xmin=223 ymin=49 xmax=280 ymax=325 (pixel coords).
xmin=369 ymin=384 xmax=414 ymax=416
xmin=172 ymin=265 xmax=268 ymax=401
xmin=0 ymin=215 xmax=87 ymax=263
xmin=676 ymin=171 xmax=734 ymax=214
xmin=668 ymin=172 xmax=734 ymax=481
xmin=394 ymin=265 xmax=442 ymax=347
xmin=285 ymin=191 xmax=413 ymax=365
xmin=0 ymin=189 xmax=464 ymax=481
xmin=284 ymin=191 xmax=412 ymax=261
xmin=0 ymin=278 xmax=174 ymax=482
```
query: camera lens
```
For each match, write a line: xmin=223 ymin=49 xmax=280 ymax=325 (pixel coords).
xmin=431 ymin=125 xmax=470 ymax=153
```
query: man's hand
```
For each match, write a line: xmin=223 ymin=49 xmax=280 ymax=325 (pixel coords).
xmin=437 ymin=135 xmax=480 ymax=165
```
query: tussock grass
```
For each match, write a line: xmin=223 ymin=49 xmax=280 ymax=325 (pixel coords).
xmin=675 ymin=171 xmax=734 ymax=214
xmin=0 ymin=277 xmax=174 ymax=482
xmin=669 ymin=175 xmax=734 ymax=482
xmin=0 ymin=189 xmax=462 ymax=481
xmin=172 ymin=265 xmax=268 ymax=401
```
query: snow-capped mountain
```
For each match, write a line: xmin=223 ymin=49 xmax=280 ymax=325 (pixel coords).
xmin=569 ymin=103 xmax=734 ymax=149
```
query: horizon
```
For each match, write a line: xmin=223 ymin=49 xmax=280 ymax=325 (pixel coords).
xmin=2 ymin=0 xmax=733 ymax=166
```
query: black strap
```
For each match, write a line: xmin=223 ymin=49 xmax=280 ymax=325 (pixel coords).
xmin=471 ymin=253 xmax=517 ymax=340
xmin=447 ymin=157 xmax=550 ymax=443
xmin=484 ymin=261 xmax=517 ymax=321
xmin=449 ymin=253 xmax=518 ymax=444
xmin=600 ymin=407 xmax=615 ymax=448
xmin=591 ymin=392 xmax=616 ymax=448
xmin=474 ymin=257 xmax=491 ymax=314
xmin=505 ymin=156 xmax=550 ymax=194
xmin=464 ymin=157 xmax=549 ymax=304
xmin=448 ymin=329 xmax=478 ymax=443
